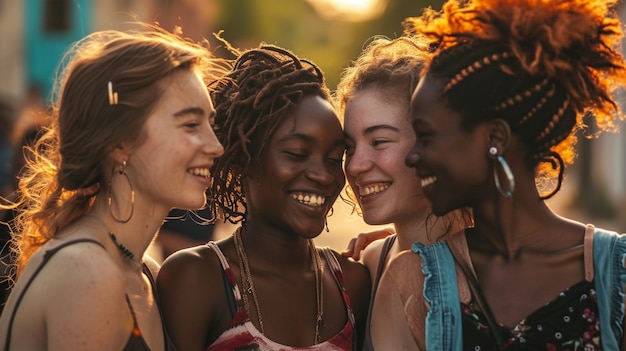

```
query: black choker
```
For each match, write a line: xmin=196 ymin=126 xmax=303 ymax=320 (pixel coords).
xmin=108 ymin=232 xmax=139 ymax=264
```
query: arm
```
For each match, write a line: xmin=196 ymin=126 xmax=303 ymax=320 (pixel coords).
xmin=341 ymin=227 xmax=395 ymax=261
xmin=157 ymin=246 xmax=217 ymax=351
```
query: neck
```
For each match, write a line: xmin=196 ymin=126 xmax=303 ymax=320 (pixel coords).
xmin=470 ymin=198 xmax=572 ymax=258
xmin=393 ymin=210 xmax=435 ymax=250
xmin=238 ymin=222 xmax=313 ymax=270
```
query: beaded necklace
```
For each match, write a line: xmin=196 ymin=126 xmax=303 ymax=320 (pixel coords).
xmin=108 ymin=232 xmax=140 ymax=264
xmin=86 ymin=214 xmax=141 ymax=267
xmin=233 ymin=227 xmax=325 ymax=344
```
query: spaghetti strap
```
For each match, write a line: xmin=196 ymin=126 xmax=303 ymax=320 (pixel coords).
xmin=320 ymin=247 xmax=357 ymax=350
xmin=363 ymin=234 xmax=396 ymax=351
xmin=3 ymin=238 xmax=104 ymax=351
xmin=206 ymin=241 xmax=242 ymax=317
xmin=583 ymin=224 xmax=595 ymax=282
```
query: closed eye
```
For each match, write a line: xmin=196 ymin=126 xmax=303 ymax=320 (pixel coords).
xmin=372 ymin=139 xmax=390 ymax=148
xmin=284 ymin=151 xmax=307 ymax=159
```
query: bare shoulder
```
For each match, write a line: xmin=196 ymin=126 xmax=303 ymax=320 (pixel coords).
xmin=38 ymin=239 xmax=124 ymax=292
xmin=385 ymin=250 xmax=425 ymax=291
xmin=157 ymin=242 xmax=222 ymax=289
xmin=4 ymin=240 xmax=130 ymax=350
xmin=326 ymin=248 xmax=371 ymax=310
xmin=361 ymin=238 xmax=387 ymax=270
xmin=330 ymin=248 xmax=369 ymax=278
xmin=156 ymin=240 xmax=233 ymax=350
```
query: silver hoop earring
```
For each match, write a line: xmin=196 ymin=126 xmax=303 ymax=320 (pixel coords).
xmin=108 ymin=161 xmax=135 ymax=223
xmin=493 ymin=155 xmax=515 ymax=198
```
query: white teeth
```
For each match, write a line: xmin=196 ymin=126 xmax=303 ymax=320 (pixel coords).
xmin=290 ymin=192 xmax=325 ymax=207
xmin=189 ymin=168 xmax=210 ymax=178
xmin=358 ymin=184 xmax=389 ymax=197
xmin=421 ymin=176 xmax=437 ymax=188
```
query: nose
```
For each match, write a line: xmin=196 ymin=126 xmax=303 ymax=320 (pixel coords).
xmin=305 ymin=159 xmax=340 ymax=186
xmin=204 ymin=127 xmax=224 ymax=158
xmin=345 ymin=147 xmax=372 ymax=177
xmin=405 ymin=143 xmax=420 ymax=168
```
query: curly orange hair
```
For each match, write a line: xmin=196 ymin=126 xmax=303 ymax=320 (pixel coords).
xmin=403 ymin=0 xmax=626 ymax=198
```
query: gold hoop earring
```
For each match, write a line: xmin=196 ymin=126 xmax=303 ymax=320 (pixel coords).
xmin=108 ymin=161 xmax=135 ymax=223
xmin=489 ymin=147 xmax=515 ymax=198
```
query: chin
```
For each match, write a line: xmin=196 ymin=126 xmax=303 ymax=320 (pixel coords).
xmin=362 ymin=212 xmax=391 ymax=226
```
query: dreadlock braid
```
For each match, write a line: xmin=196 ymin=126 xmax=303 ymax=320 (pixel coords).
xmin=403 ymin=0 xmax=626 ymax=199
xmin=209 ymin=44 xmax=331 ymax=223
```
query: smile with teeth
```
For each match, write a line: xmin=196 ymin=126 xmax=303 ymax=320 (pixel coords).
xmin=421 ymin=176 xmax=437 ymax=188
xmin=358 ymin=183 xmax=389 ymax=197
xmin=189 ymin=168 xmax=211 ymax=178
xmin=290 ymin=192 xmax=326 ymax=207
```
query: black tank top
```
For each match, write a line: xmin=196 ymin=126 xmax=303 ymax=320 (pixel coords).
xmin=2 ymin=238 xmax=176 ymax=351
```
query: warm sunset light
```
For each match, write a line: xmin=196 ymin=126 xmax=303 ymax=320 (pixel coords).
xmin=306 ymin=0 xmax=389 ymax=21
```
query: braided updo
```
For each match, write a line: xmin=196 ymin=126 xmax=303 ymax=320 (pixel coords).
xmin=404 ymin=0 xmax=626 ymax=198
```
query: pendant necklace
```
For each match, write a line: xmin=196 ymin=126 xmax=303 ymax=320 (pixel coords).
xmin=234 ymin=227 xmax=325 ymax=344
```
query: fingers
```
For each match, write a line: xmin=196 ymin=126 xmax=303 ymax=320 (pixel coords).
xmin=341 ymin=227 xmax=396 ymax=261
xmin=341 ymin=238 xmax=358 ymax=259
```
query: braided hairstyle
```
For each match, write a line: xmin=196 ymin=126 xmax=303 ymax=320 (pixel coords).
xmin=403 ymin=0 xmax=626 ymax=199
xmin=209 ymin=44 xmax=331 ymax=224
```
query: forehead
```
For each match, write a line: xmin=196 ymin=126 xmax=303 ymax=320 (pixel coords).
xmin=273 ymin=95 xmax=342 ymax=139
xmin=410 ymin=74 xmax=454 ymax=125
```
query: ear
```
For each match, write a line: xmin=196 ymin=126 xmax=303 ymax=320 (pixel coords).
xmin=486 ymin=118 xmax=511 ymax=156
xmin=108 ymin=143 xmax=131 ymax=165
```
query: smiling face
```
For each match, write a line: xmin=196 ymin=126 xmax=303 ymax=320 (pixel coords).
xmin=244 ymin=95 xmax=346 ymax=238
xmin=344 ymin=86 xmax=429 ymax=225
xmin=406 ymin=74 xmax=491 ymax=216
xmin=126 ymin=69 xmax=224 ymax=215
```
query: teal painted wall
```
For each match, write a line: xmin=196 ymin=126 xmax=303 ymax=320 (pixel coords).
xmin=25 ymin=0 xmax=92 ymax=102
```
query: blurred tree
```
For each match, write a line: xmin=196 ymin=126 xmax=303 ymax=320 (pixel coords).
xmin=211 ymin=0 xmax=444 ymax=89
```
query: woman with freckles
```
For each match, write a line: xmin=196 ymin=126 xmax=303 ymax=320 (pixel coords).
xmin=336 ymin=35 xmax=469 ymax=351
xmin=157 ymin=44 xmax=371 ymax=351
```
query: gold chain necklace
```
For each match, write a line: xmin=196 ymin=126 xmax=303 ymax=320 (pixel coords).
xmin=234 ymin=228 xmax=325 ymax=344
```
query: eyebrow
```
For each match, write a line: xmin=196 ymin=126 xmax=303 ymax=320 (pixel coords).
xmin=174 ymin=107 xmax=205 ymax=117
xmin=363 ymin=124 xmax=401 ymax=134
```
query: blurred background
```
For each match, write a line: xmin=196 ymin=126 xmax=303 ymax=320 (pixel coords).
xmin=1 ymin=0 xmax=625 ymax=256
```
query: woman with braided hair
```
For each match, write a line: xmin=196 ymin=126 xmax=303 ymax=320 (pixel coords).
xmin=156 ymin=44 xmax=371 ymax=351
xmin=374 ymin=0 xmax=626 ymax=349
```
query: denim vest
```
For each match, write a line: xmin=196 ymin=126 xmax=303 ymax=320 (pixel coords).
xmin=412 ymin=227 xmax=626 ymax=350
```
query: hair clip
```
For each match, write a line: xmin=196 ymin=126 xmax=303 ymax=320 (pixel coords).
xmin=108 ymin=81 xmax=118 ymax=105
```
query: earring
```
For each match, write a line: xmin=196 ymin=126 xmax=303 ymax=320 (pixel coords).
xmin=201 ymin=193 xmax=217 ymax=224
xmin=489 ymin=147 xmax=515 ymax=198
xmin=108 ymin=161 xmax=135 ymax=223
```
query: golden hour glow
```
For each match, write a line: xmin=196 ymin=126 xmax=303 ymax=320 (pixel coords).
xmin=306 ymin=0 xmax=388 ymax=22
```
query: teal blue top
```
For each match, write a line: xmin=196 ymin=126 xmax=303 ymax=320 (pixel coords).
xmin=412 ymin=226 xmax=626 ymax=350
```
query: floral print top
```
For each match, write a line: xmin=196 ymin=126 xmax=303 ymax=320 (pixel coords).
xmin=461 ymin=280 xmax=601 ymax=350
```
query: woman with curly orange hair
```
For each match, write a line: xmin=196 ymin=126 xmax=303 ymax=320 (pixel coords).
xmin=376 ymin=0 xmax=626 ymax=349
